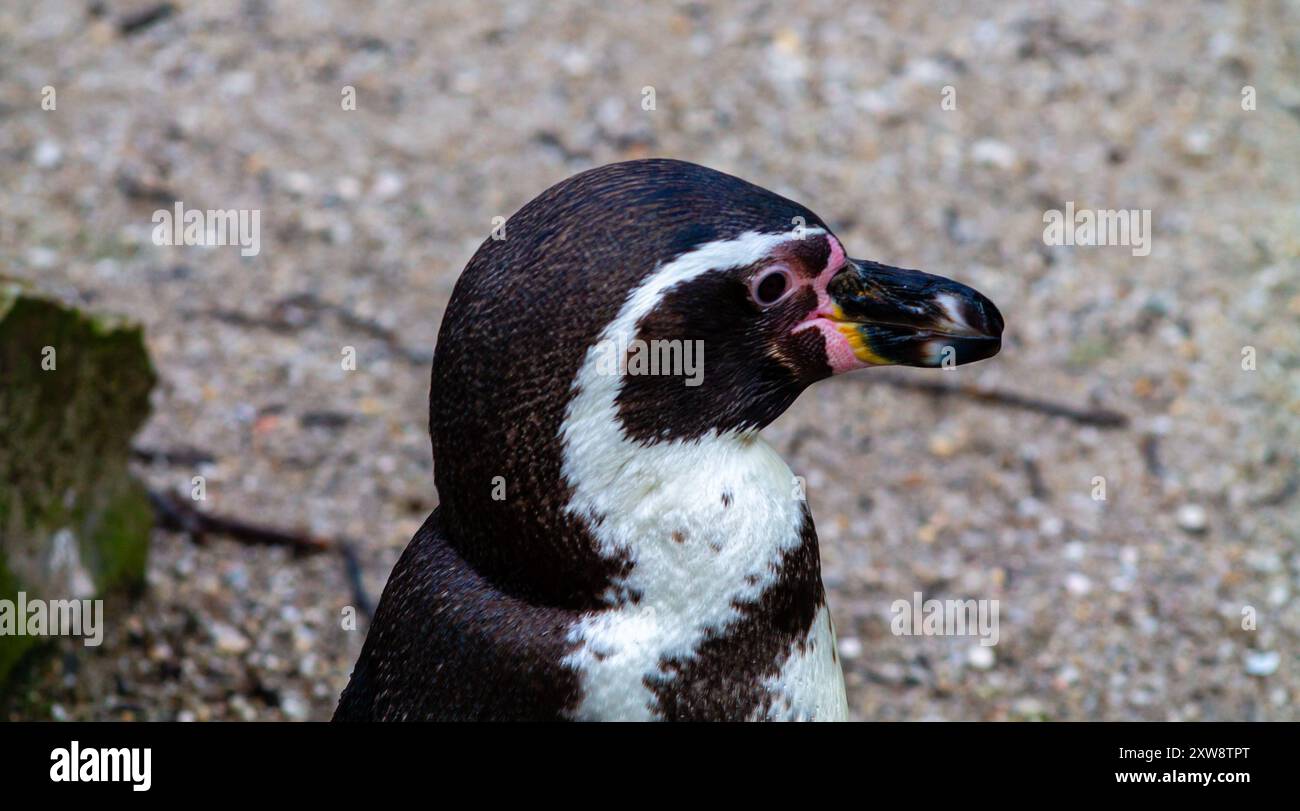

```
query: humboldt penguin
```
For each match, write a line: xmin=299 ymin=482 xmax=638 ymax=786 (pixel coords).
xmin=334 ymin=159 xmax=1002 ymax=721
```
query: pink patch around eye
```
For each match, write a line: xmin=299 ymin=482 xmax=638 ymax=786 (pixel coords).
xmin=793 ymin=235 xmax=866 ymax=374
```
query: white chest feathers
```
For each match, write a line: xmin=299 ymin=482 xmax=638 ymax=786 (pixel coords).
xmin=559 ymin=428 xmax=847 ymax=720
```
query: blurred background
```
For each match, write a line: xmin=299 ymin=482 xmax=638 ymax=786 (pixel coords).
xmin=1 ymin=0 xmax=1296 ymax=720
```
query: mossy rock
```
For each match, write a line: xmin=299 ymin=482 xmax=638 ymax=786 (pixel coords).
xmin=0 ymin=280 xmax=156 ymax=691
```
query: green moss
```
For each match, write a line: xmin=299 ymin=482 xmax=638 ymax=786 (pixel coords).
xmin=0 ymin=554 xmax=43 ymax=690
xmin=84 ymin=483 xmax=153 ymax=596
xmin=0 ymin=281 xmax=156 ymax=695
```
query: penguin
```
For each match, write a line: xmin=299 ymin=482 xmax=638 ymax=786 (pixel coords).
xmin=334 ymin=159 xmax=1002 ymax=721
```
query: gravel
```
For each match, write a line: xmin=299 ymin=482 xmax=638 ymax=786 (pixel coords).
xmin=2 ymin=0 xmax=1296 ymax=720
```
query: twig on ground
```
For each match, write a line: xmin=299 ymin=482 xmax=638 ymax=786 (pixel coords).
xmin=132 ymin=445 xmax=217 ymax=467
xmin=147 ymin=489 xmax=332 ymax=556
xmin=336 ymin=540 xmax=376 ymax=622
xmin=117 ymin=3 xmax=176 ymax=36
xmin=147 ymin=489 xmax=376 ymax=625
xmin=871 ymin=374 xmax=1129 ymax=429
xmin=1140 ymin=434 xmax=1166 ymax=478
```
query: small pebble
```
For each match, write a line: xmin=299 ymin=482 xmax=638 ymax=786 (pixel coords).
xmin=928 ymin=433 xmax=958 ymax=457
xmin=1176 ymin=503 xmax=1208 ymax=534
xmin=1055 ymin=664 xmax=1081 ymax=687
xmin=1038 ymin=515 xmax=1064 ymax=537
xmin=209 ymin=622 xmax=250 ymax=655
xmin=33 ymin=140 xmax=63 ymax=168
xmin=967 ymin=645 xmax=995 ymax=670
xmin=25 ymin=246 xmax=58 ymax=268
xmin=1065 ymin=572 xmax=1092 ymax=595
xmin=280 ymin=690 xmax=310 ymax=721
xmin=1244 ymin=650 xmax=1280 ymax=677
xmin=371 ymin=171 xmax=406 ymax=201
xmin=1181 ymin=129 xmax=1214 ymax=157
xmin=335 ymin=176 xmax=362 ymax=200
xmin=228 ymin=695 xmax=257 ymax=721
xmin=283 ymin=171 xmax=315 ymax=196
xmin=1014 ymin=698 xmax=1044 ymax=718
xmin=970 ymin=139 xmax=1017 ymax=170
xmin=220 ymin=71 xmax=256 ymax=96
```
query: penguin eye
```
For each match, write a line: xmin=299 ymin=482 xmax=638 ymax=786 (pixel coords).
xmin=750 ymin=266 xmax=794 ymax=307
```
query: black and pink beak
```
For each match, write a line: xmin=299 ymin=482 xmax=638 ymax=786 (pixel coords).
xmin=825 ymin=259 xmax=1003 ymax=368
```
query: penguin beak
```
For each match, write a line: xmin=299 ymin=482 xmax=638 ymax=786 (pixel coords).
xmin=826 ymin=259 xmax=1003 ymax=367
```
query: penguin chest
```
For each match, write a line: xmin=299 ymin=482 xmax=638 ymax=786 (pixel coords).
xmin=560 ymin=434 xmax=847 ymax=720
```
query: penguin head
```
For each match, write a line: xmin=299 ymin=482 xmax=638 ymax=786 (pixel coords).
xmin=604 ymin=216 xmax=1003 ymax=442
xmin=429 ymin=159 xmax=1002 ymax=605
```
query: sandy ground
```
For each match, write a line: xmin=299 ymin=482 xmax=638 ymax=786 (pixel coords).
xmin=1 ymin=0 xmax=1297 ymax=720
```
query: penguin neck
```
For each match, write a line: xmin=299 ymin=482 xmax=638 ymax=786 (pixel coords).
xmin=561 ymin=371 xmax=815 ymax=608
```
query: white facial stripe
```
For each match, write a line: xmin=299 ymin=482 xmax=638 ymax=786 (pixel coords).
xmin=605 ymin=229 xmax=826 ymax=354
xmin=557 ymin=229 xmax=846 ymax=721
